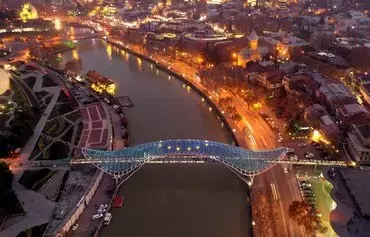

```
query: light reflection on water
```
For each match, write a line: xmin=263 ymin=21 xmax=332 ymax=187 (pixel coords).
xmin=54 ymin=38 xmax=251 ymax=237
xmin=51 ymin=38 xmax=233 ymax=144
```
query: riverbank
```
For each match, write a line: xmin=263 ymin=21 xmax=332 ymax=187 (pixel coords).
xmin=105 ymin=39 xmax=239 ymax=147
xmin=103 ymin=38 xmax=256 ymax=237
xmin=51 ymin=38 xmax=252 ymax=237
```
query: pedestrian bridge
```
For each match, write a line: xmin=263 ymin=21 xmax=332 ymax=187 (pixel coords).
xmin=80 ymin=139 xmax=288 ymax=179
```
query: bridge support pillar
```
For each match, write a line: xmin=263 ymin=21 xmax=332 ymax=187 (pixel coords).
xmin=248 ymin=175 xmax=254 ymax=187
xmin=113 ymin=176 xmax=120 ymax=186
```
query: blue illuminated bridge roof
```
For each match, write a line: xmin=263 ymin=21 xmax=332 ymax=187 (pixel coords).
xmin=81 ymin=139 xmax=288 ymax=177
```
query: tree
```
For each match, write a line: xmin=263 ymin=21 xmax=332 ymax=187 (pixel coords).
xmin=0 ymin=162 xmax=13 ymax=192
xmin=288 ymin=201 xmax=323 ymax=235
xmin=64 ymin=58 xmax=83 ymax=74
xmin=0 ymin=162 xmax=23 ymax=218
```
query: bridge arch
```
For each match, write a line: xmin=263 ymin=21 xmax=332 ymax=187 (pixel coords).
xmin=81 ymin=139 xmax=287 ymax=179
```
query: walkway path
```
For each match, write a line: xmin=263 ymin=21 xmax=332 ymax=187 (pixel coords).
xmin=20 ymin=86 xmax=61 ymax=162
xmin=0 ymin=173 xmax=55 ymax=237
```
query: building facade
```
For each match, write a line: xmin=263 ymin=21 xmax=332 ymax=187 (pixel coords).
xmin=347 ymin=124 xmax=370 ymax=163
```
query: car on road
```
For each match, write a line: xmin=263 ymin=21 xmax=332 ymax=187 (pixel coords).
xmin=304 ymin=152 xmax=315 ymax=159
xmin=310 ymin=141 xmax=320 ymax=146
xmin=289 ymin=154 xmax=299 ymax=161
xmin=71 ymin=224 xmax=78 ymax=231
xmin=298 ymin=143 xmax=306 ymax=147
xmin=97 ymin=208 xmax=106 ymax=213
xmin=286 ymin=148 xmax=294 ymax=154
xmin=92 ymin=213 xmax=104 ymax=220
xmin=99 ymin=204 xmax=108 ymax=209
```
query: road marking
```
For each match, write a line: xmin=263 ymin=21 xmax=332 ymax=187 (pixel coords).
xmin=246 ymin=121 xmax=254 ymax=133
xmin=271 ymin=183 xmax=278 ymax=200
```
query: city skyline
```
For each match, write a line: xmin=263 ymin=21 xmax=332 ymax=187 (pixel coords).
xmin=0 ymin=0 xmax=369 ymax=237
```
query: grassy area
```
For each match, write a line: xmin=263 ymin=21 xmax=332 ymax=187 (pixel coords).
xmin=65 ymin=110 xmax=81 ymax=123
xmin=9 ymin=80 xmax=30 ymax=108
xmin=18 ymin=169 xmax=56 ymax=191
xmin=309 ymin=178 xmax=337 ymax=237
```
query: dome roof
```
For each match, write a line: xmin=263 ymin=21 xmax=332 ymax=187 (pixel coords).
xmin=248 ymin=30 xmax=258 ymax=41
xmin=0 ymin=68 xmax=10 ymax=95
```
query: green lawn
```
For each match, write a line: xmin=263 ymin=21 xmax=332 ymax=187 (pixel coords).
xmin=309 ymin=178 xmax=337 ymax=237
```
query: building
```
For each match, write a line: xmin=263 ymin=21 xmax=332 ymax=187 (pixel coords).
xmin=324 ymin=167 xmax=370 ymax=237
xmin=360 ymin=83 xmax=370 ymax=105
xmin=319 ymin=115 xmax=341 ymax=144
xmin=327 ymin=0 xmax=343 ymax=9
xmin=0 ymin=68 xmax=10 ymax=95
xmin=277 ymin=0 xmax=288 ymax=10
xmin=317 ymin=83 xmax=356 ymax=112
xmin=305 ymin=104 xmax=328 ymax=127
xmin=237 ymin=30 xmax=263 ymax=67
xmin=337 ymin=104 xmax=369 ymax=129
xmin=256 ymin=72 xmax=284 ymax=96
xmin=347 ymin=124 xmax=370 ymax=163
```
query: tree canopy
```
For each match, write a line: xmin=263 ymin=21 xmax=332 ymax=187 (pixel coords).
xmin=288 ymin=201 xmax=327 ymax=235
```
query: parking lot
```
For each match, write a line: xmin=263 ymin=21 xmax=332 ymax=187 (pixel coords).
xmin=297 ymin=177 xmax=337 ymax=237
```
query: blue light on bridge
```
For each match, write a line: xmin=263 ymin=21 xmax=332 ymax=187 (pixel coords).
xmin=82 ymin=139 xmax=287 ymax=177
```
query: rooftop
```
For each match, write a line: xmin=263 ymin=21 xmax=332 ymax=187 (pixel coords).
xmin=248 ymin=30 xmax=258 ymax=41
xmin=341 ymin=168 xmax=370 ymax=217
xmin=362 ymin=84 xmax=370 ymax=95
xmin=357 ymin=124 xmax=370 ymax=139
xmin=320 ymin=115 xmax=334 ymax=126
xmin=319 ymin=83 xmax=354 ymax=102
xmin=43 ymin=166 xmax=98 ymax=236
xmin=339 ymin=103 xmax=368 ymax=116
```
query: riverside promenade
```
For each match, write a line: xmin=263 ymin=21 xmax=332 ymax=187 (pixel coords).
xmin=102 ymin=37 xmax=303 ymax=237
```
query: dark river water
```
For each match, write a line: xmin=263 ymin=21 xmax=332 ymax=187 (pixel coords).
xmin=55 ymin=37 xmax=252 ymax=237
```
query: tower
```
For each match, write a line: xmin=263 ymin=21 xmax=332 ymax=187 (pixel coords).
xmin=248 ymin=30 xmax=258 ymax=51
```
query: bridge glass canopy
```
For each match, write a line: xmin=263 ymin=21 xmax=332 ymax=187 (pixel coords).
xmin=82 ymin=139 xmax=287 ymax=177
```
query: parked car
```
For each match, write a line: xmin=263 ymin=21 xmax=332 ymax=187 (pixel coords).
xmin=99 ymin=204 xmax=108 ymax=209
xmin=304 ymin=193 xmax=315 ymax=198
xmin=305 ymin=153 xmax=315 ymax=159
xmin=289 ymin=154 xmax=299 ymax=161
xmin=286 ymin=148 xmax=295 ymax=154
xmin=92 ymin=213 xmax=104 ymax=220
xmin=71 ymin=224 xmax=78 ymax=231
xmin=97 ymin=208 xmax=106 ymax=214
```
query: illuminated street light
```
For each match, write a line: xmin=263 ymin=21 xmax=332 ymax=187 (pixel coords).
xmin=54 ymin=18 xmax=62 ymax=30
xmin=311 ymin=130 xmax=321 ymax=142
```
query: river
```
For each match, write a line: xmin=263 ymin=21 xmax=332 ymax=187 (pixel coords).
xmin=54 ymin=38 xmax=252 ymax=237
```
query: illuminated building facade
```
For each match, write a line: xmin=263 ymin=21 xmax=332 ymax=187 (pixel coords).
xmin=277 ymin=0 xmax=288 ymax=9
xmin=0 ymin=68 xmax=10 ymax=95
